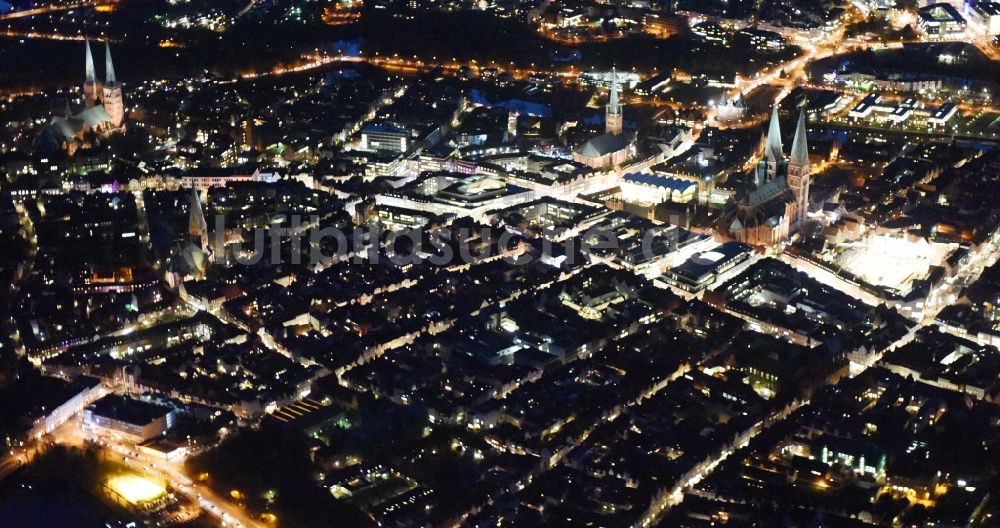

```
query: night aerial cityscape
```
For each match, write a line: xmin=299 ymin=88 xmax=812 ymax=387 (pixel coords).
xmin=3 ymin=0 xmax=1000 ymax=527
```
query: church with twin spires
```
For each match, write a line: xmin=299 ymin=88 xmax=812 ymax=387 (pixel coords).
xmin=43 ymin=39 xmax=126 ymax=155
xmin=83 ymin=38 xmax=125 ymax=128
xmin=718 ymin=105 xmax=812 ymax=246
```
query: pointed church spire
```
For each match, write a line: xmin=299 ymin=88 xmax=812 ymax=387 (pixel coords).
xmin=64 ymin=98 xmax=72 ymax=119
xmin=85 ymin=38 xmax=97 ymax=83
xmin=608 ymin=69 xmax=621 ymax=116
xmin=765 ymin=105 xmax=782 ymax=162
xmin=605 ymin=68 xmax=624 ymax=135
xmin=105 ymin=41 xmax=116 ymax=85
xmin=189 ymin=187 xmax=208 ymax=249
xmin=790 ymin=109 xmax=809 ymax=167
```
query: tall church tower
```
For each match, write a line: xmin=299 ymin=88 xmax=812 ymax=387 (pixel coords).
xmin=102 ymin=42 xmax=125 ymax=128
xmin=83 ymin=38 xmax=100 ymax=108
xmin=605 ymin=70 xmax=623 ymax=136
xmin=764 ymin=105 xmax=783 ymax=179
xmin=189 ymin=187 xmax=209 ymax=253
xmin=506 ymin=110 xmax=519 ymax=141
xmin=787 ymin=110 xmax=811 ymax=225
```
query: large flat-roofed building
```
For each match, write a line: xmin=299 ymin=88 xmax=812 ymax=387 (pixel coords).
xmin=84 ymin=395 xmax=174 ymax=443
xmin=138 ymin=438 xmax=188 ymax=461
xmin=919 ymin=3 xmax=968 ymax=38
xmin=19 ymin=376 xmax=104 ymax=441
xmin=929 ymin=102 xmax=958 ymax=125
xmin=848 ymin=93 xmax=882 ymax=119
xmin=180 ymin=165 xmax=263 ymax=191
xmin=888 ymin=98 xmax=917 ymax=123
xmin=361 ymin=123 xmax=410 ymax=154
xmin=378 ymin=172 xmax=535 ymax=219
xmin=813 ymin=435 xmax=887 ymax=480
xmin=621 ymin=173 xmax=698 ymax=204
xmin=966 ymin=1 xmax=1000 ymax=35
xmin=738 ymin=28 xmax=786 ymax=52
xmin=658 ymin=242 xmax=754 ymax=293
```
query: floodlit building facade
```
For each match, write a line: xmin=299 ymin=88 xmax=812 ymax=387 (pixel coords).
xmin=718 ymin=107 xmax=812 ymax=246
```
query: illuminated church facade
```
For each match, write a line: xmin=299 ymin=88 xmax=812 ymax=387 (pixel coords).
xmin=718 ymin=106 xmax=811 ymax=246
xmin=573 ymin=71 xmax=632 ymax=170
xmin=44 ymin=39 xmax=126 ymax=154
